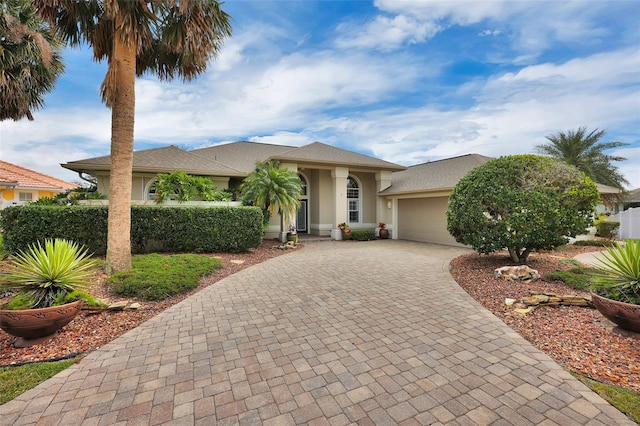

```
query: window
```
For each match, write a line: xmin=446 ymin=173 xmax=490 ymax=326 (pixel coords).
xmin=146 ymin=180 xmax=157 ymax=201
xmin=347 ymin=176 xmax=360 ymax=223
xmin=18 ymin=192 xmax=33 ymax=202
xmin=298 ymin=173 xmax=307 ymax=196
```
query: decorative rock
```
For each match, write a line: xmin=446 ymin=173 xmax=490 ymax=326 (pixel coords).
xmin=107 ymin=301 xmax=129 ymax=311
xmin=494 ymin=265 xmax=540 ymax=282
xmin=505 ymin=298 xmax=516 ymax=306
xmin=515 ymin=307 xmax=536 ymax=316
xmin=230 ymin=259 xmax=245 ymax=264
xmin=128 ymin=303 xmax=141 ymax=310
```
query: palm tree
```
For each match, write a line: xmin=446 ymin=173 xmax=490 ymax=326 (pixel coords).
xmin=240 ymin=160 xmax=303 ymax=236
xmin=536 ymin=127 xmax=629 ymax=190
xmin=34 ymin=1 xmax=232 ymax=273
xmin=0 ymin=0 xmax=64 ymax=121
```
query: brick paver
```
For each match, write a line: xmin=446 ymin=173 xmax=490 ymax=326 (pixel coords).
xmin=0 ymin=241 xmax=634 ymax=425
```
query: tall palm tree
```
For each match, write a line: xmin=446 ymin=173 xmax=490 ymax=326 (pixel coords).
xmin=35 ymin=1 xmax=232 ymax=273
xmin=536 ymin=127 xmax=629 ymax=190
xmin=240 ymin=160 xmax=303 ymax=235
xmin=0 ymin=0 xmax=64 ymax=121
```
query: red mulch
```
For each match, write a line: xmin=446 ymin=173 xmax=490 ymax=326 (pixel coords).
xmin=450 ymin=245 xmax=640 ymax=393
xmin=1 ymin=241 xmax=638 ymax=395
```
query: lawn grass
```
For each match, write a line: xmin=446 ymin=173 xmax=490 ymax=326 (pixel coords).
xmin=571 ymin=372 xmax=640 ymax=423
xmin=0 ymin=359 xmax=76 ymax=405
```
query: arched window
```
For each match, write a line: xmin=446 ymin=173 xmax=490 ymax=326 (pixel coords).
xmin=347 ymin=176 xmax=360 ymax=223
xmin=298 ymin=173 xmax=307 ymax=196
xmin=145 ymin=179 xmax=157 ymax=201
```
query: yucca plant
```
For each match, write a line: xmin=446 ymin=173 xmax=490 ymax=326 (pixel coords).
xmin=0 ymin=239 xmax=99 ymax=309
xmin=590 ymin=241 xmax=640 ymax=305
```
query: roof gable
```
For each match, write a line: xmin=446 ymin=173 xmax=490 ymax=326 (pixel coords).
xmin=63 ymin=146 xmax=244 ymax=176
xmin=382 ymin=154 xmax=492 ymax=195
xmin=274 ymin=142 xmax=406 ymax=171
xmin=193 ymin=142 xmax=294 ymax=173
xmin=0 ymin=160 xmax=76 ymax=190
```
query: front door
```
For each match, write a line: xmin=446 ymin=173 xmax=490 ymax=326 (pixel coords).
xmin=297 ymin=200 xmax=308 ymax=233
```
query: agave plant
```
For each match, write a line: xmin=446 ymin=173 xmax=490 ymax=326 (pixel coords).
xmin=590 ymin=241 xmax=640 ymax=305
xmin=1 ymin=239 xmax=99 ymax=309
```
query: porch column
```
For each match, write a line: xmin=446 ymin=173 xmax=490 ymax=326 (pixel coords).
xmin=376 ymin=171 xmax=393 ymax=236
xmin=331 ymin=167 xmax=349 ymax=240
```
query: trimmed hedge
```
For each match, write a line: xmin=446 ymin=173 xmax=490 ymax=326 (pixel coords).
xmin=350 ymin=229 xmax=376 ymax=241
xmin=0 ymin=205 xmax=263 ymax=255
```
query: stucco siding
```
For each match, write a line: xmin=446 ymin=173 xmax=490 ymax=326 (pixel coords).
xmin=397 ymin=197 xmax=464 ymax=246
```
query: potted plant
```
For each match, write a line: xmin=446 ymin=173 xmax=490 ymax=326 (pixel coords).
xmin=589 ymin=241 xmax=640 ymax=333
xmin=287 ymin=224 xmax=298 ymax=244
xmin=378 ymin=222 xmax=389 ymax=239
xmin=0 ymin=239 xmax=101 ymax=347
xmin=338 ymin=223 xmax=352 ymax=240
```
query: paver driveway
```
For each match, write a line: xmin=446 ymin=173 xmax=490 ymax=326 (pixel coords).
xmin=0 ymin=240 xmax=633 ymax=425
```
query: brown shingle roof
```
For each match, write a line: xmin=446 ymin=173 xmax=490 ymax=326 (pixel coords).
xmin=382 ymin=154 xmax=492 ymax=195
xmin=274 ymin=142 xmax=406 ymax=171
xmin=193 ymin=142 xmax=295 ymax=173
xmin=62 ymin=146 xmax=245 ymax=176
xmin=0 ymin=160 xmax=77 ymax=190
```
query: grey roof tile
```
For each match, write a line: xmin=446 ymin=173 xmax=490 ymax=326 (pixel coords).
xmin=382 ymin=154 xmax=492 ymax=195
xmin=63 ymin=146 xmax=245 ymax=176
xmin=192 ymin=141 xmax=294 ymax=173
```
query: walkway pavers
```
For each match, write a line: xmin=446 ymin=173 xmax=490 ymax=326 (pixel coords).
xmin=0 ymin=241 xmax=634 ymax=425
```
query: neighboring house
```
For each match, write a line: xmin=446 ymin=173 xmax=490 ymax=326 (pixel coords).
xmin=61 ymin=142 xmax=617 ymax=245
xmin=0 ymin=160 xmax=77 ymax=209
xmin=623 ymin=188 xmax=640 ymax=210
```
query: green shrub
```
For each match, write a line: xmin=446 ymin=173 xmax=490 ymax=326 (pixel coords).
xmin=107 ymin=254 xmax=223 ymax=301
xmin=350 ymin=230 xmax=376 ymax=241
xmin=545 ymin=267 xmax=591 ymax=290
xmin=573 ymin=240 xmax=616 ymax=247
xmin=0 ymin=205 xmax=263 ymax=255
xmin=447 ymin=155 xmax=599 ymax=263
xmin=595 ymin=221 xmax=619 ymax=239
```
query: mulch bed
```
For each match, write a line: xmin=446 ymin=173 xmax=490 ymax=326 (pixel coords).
xmin=1 ymin=241 xmax=638 ymax=395
xmin=450 ymin=245 xmax=640 ymax=393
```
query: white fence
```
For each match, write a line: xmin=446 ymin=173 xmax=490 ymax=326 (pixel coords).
xmin=609 ymin=207 xmax=640 ymax=240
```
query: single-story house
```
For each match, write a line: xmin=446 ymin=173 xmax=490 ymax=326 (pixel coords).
xmin=0 ymin=160 xmax=77 ymax=209
xmin=60 ymin=141 xmax=610 ymax=245
xmin=623 ymin=188 xmax=640 ymax=210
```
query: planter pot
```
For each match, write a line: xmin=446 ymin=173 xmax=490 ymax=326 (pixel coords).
xmin=0 ymin=300 xmax=83 ymax=347
xmin=287 ymin=233 xmax=298 ymax=243
xmin=591 ymin=293 xmax=640 ymax=333
xmin=379 ymin=228 xmax=389 ymax=239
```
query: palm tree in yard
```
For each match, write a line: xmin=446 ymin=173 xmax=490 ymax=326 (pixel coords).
xmin=241 ymin=160 xmax=303 ymax=236
xmin=34 ymin=1 xmax=232 ymax=273
xmin=0 ymin=0 xmax=64 ymax=121
xmin=536 ymin=126 xmax=629 ymax=190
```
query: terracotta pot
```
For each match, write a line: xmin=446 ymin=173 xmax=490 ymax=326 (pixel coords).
xmin=379 ymin=228 xmax=389 ymax=239
xmin=591 ymin=293 xmax=640 ymax=333
xmin=0 ymin=300 xmax=83 ymax=343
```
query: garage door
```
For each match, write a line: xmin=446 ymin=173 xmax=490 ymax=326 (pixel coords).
xmin=397 ymin=197 xmax=464 ymax=246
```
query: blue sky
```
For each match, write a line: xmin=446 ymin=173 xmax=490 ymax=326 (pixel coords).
xmin=2 ymin=0 xmax=639 ymax=189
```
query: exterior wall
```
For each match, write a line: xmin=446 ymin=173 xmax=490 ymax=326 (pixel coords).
xmin=397 ymin=196 xmax=464 ymax=247
xmin=311 ymin=169 xmax=334 ymax=236
xmin=0 ymin=188 xmax=66 ymax=209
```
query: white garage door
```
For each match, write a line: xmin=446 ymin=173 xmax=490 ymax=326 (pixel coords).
xmin=397 ymin=197 xmax=464 ymax=246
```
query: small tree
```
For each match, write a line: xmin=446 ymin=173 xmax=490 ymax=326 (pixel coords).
xmin=446 ymin=155 xmax=600 ymax=263
xmin=240 ymin=160 xmax=302 ymax=234
xmin=153 ymin=171 xmax=228 ymax=203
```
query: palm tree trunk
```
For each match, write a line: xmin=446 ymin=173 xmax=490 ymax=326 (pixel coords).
xmin=105 ymin=36 xmax=136 ymax=273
